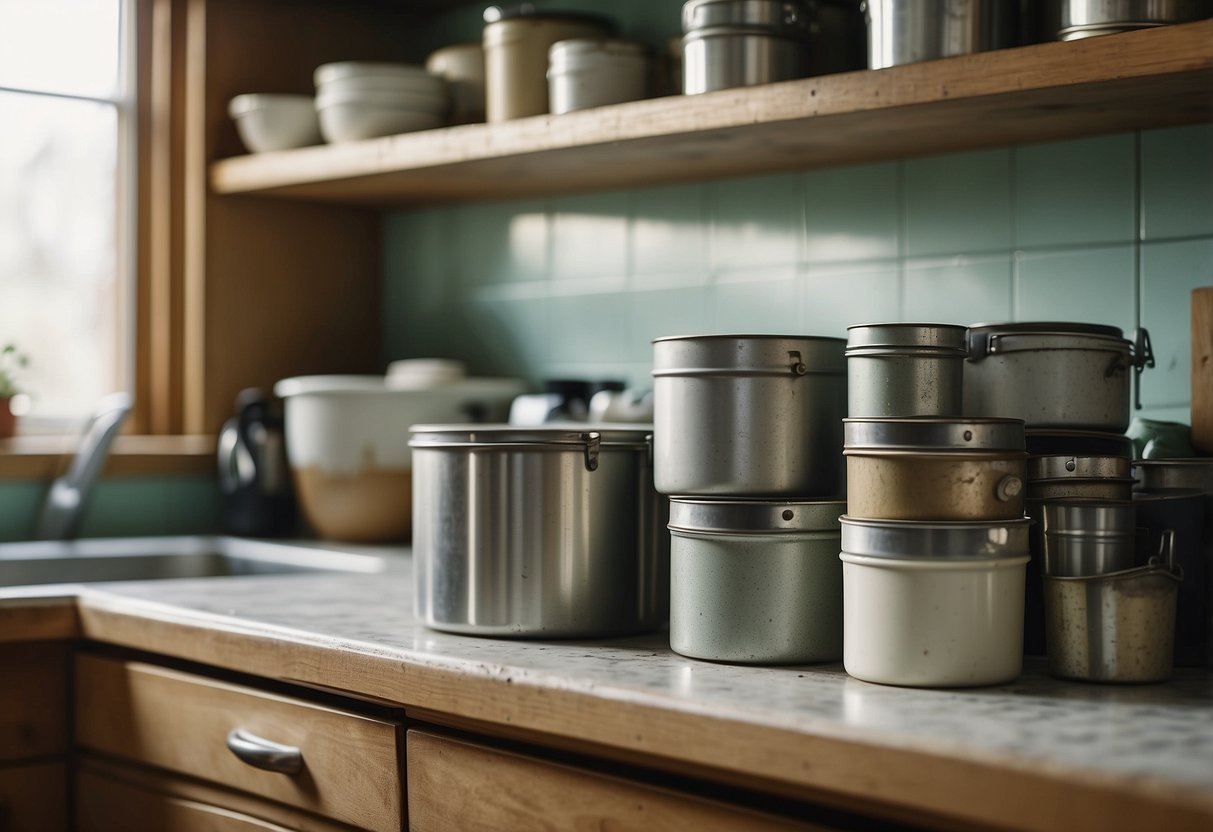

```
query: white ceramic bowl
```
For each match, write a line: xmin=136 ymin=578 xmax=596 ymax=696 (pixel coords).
xmin=228 ymin=94 xmax=322 ymax=153
xmin=841 ymin=552 xmax=1027 ymax=687
xmin=317 ymin=102 xmax=444 ymax=142
xmin=315 ymin=87 xmax=449 ymax=114
xmin=318 ymin=74 xmax=448 ymax=99
xmin=314 ymin=61 xmax=436 ymax=86
xmin=274 ymin=374 xmax=526 ymax=542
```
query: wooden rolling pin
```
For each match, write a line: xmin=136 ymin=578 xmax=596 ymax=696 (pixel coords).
xmin=1194 ymin=287 xmax=1213 ymax=454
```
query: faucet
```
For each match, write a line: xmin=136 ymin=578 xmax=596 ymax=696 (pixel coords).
xmin=34 ymin=392 xmax=133 ymax=540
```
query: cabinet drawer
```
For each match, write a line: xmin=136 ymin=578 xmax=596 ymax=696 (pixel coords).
xmin=0 ymin=762 xmax=67 ymax=832
xmin=77 ymin=759 xmax=360 ymax=832
xmin=74 ymin=654 xmax=402 ymax=832
xmin=0 ymin=642 xmax=68 ymax=762
xmin=407 ymin=730 xmax=821 ymax=832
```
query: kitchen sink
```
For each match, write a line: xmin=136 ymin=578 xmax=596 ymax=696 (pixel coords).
xmin=0 ymin=536 xmax=389 ymax=588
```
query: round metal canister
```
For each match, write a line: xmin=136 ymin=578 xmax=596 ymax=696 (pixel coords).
xmin=840 ymin=515 xmax=1031 ymax=559
xmin=1057 ymin=0 xmax=1212 ymax=40
xmin=845 ymin=323 xmax=967 ymax=417
xmin=668 ymin=498 xmax=845 ymax=664
xmin=547 ymin=38 xmax=649 ymax=114
xmin=1026 ymin=455 xmax=1134 ymax=500
xmin=483 ymin=10 xmax=614 ymax=121
xmin=865 ymin=0 xmax=1021 ymax=68
xmin=1041 ymin=500 xmax=1137 ymax=578
xmin=652 ymin=335 xmax=847 ymax=497
xmin=964 ymin=322 xmax=1153 ymax=432
xmin=1133 ymin=458 xmax=1213 ymax=493
xmin=681 ymin=1 xmax=812 ymax=94
xmin=409 ymin=424 xmax=668 ymax=637
xmin=843 ymin=417 xmax=1027 ymax=521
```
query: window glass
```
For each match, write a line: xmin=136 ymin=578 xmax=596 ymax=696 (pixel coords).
xmin=0 ymin=0 xmax=121 ymax=99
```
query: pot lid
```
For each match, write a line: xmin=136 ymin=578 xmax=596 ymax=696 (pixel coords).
xmin=652 ymin=334 xmax=846 ymax=376
xmin=845 ymin=323 xmax=967 ymax=354
xmin=967 ymin=321 xmax=1125 ymax=338
xmin=668 ymin=498 xmax=844 ymax=535
xmin=840 ymin=516 xmax=1031 ymax=560
xmin=409 ymin=423 xmax=652 ymax=448
xmin=843 ymin=417 xmax=1026 ymax=452
xmin=681 ymin=0 xmax=811 ymax=34
xmin=1028 ymin=454 xmax=1132 ymax=481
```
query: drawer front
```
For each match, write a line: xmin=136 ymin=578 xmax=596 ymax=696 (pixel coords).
xmin=0 ymin=642 xmax=68 ymax=762
xmin=75 ymin=654 xmax=402 ymax=832
xmin=407 ymin=730 xmax=819 ymax=832
xmin=77 ymin=761 xmax=359 ymax=832
xmin=0 ymin=762 xmax=68 ymax=832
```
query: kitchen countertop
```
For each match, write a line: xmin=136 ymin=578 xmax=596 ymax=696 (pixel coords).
xmin=3 ymin=553 xmax=1212 ymax=831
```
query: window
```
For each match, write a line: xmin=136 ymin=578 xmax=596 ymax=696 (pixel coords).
xmin=0 ymin=0 xmax=131 ymax=427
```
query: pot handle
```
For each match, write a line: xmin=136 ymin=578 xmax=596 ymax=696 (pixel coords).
xmin=1147 ymin=528 xmax=1185 ymax=581
xmin=1132 ymin=327 xmax=1154 ymax=410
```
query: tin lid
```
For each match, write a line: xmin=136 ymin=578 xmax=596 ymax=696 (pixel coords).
xmin=668 ymin=498 xmax=844 ymax=535
xmin=681 ymin=0 xmax=811 ymax=35
xmin=549 ymin=37 xmax=647 ymax=63
xmin=840 ymin=516 xmax=1031 ymax=559
xmin=843 ymin=417 xmax=1026 ymax=452
xmin=1041 ymin=500 xmax=1136 ymax=535
xmin=845 ymin=323 xmax=967 ymax=356
xmin=483 ymin=5 xmax=614 ymax=27
xmin=652 ymin=334 xmax=846 ymax=377
xmin=1131 ymin=458 xmax=1213 ymax=494
xmin=1028 ymin=454 xmax=1132 ymax=481
xmin=966 ymin=321 xmax=1132 ymax=361
xmin=409 ymin=423 xmax=651 ymax=448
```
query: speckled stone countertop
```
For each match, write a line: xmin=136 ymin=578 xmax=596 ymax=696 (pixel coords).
xmin=7 ymin=549 xmax=1213 ymax=830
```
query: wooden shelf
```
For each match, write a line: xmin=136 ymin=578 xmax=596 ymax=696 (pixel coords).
xmin=210 ymin=21 xmax=1213 ymax=206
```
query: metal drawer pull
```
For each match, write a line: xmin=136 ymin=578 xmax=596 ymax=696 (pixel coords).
xmin=225 ymin=728 xmax=304 ymax=775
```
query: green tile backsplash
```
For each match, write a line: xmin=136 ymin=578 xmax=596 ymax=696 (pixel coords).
xmin=383 ymin=124 xmax=1213 ymax=417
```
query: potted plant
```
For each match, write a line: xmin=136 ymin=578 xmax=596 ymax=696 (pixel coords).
xmin=0 ymin=343 xmax=29 ymax=439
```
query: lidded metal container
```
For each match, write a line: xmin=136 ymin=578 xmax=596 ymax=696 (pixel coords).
xmin=1027 ymin=454 xmax=1134 ymax=501
xmin=1041 ymin=500 xmax=1137 ymax=578
xmin=547 ymin=38 xmax=649 ymax=114
xmin=1133 ymin=458 xmax=1213 ymax=493
xmin=964 ymin=322 xmax=1154 ymax=432
xmin=409 ymin=424 xmax=668 ymax=637
xmin=1057 ymin=0 xmax=1213 ymax=40
xmin=865 ymin=0 xmax=1021 ymax=68
xmin=668 ymin=498 xmax=845 ymax=664
xmin=652 ymin=334 xmax=847 ymax=497
xmin=681 ymin=0 xmax=813 ymax=93
xmin=845 ymin=323 xmax=967 ymax=417
xmin=843 ymin=417 xmax=1027 ymax=520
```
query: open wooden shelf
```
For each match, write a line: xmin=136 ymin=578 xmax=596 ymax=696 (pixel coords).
xmin=210 ymin=20 xmax=1213 ymax=206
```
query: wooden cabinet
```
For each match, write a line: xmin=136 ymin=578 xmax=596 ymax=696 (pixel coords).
xmin=0 ymin=763 xmax=68 ymax=832
xmin=0 ymin=641 xmax=69 ymax=832
xmin=74 ymin=654 xmax=404 ymax=832
xmin=406 ymin=729 xmax=832 ymax=832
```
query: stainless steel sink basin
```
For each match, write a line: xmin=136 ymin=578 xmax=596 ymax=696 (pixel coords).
xmin=0 ymin=536 xmax=389 ymax=587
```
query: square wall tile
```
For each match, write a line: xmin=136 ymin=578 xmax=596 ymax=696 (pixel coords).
xmin=712 ymin=267 xmax=803 ymax=333
xmin=1016 ymin=245 xmax=1135 ymax=332
xmin=803 ymin=262 xmax=901 ymax=337
xmin=804 ymin=162 xmax=899 ymax=263
xmin=904 ymin=255 xmax=1013 ymax=324
xmin=1142 ymin=123 xmax=1213 ymax=241
xmin=548 ymin=293 xmax=631 ymax=363
xmin=452 ymin=199 xmax=548 ymax=289
xmin=631 ymin=182 xmax=709 ymax=277
xmin=905 ymin=148 xmax=1012 ymax=256
xmin=1139 ymin=238 xmax=1213 ymax=407
xmin=551 ymin=191 xmax=629 ymax=282
xmin=462 ymin=296 xmax=550 ymax=380
xmin=1014 ymin=133 xmax=1135 ymax=248
xmin=0 ymin=482 xmax=42 ymax=541
xmin=629 ymin=287 xmax=710 ymax=362
xmin=711 ymin=171 xmax=803 ymax=270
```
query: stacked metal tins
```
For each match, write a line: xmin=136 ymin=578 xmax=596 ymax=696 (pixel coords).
xmin=1132 ymin=458 xmax=1213 ymax=668
xmin=653 ymin=334 xmax=848 ymax=664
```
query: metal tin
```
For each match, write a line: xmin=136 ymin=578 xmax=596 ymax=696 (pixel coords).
xmin=547 ymin=38 xmax=649 ymax=114
xmin=964 ymin=322 xmax=1154 ymax=432
xmin=652 ymin=334 xmax=846 ymax=497
xmin=1133 ymin=458 xmax=1213 ymax=493
xmin=845 ymin=323 xmax=967 ymax=417
xmin=1044 ymin=534 xmax=1182 ymax=683
xmin=682 ymin=26 xmax=810 ymax=93
xmin=840 ymin=516 xmax=1031 ymax=559
xmin=1041 ymin=500 xmax=1137 ymax=577
xmin=865 ymin=0 xmax=1021 ymax=68
xmin=668 ymin=498 xmax=845 ymax=664
xmin=1057 ymin=0 xmax=1212 ymax=40
xmin=844 ymin=417 xmax=1027 ymax=521
xmin=681 ymin=0 xmax=812 ymax=35
xmin=409 ymin=424 xmax=667 ymax=637
xmin=1027 ymin=454 xmax=1134 ymax=500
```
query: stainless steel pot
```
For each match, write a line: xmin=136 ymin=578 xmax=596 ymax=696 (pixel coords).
xmin=1057 ymin=0 xmax=1212 ymax=39
xmin=845 ymin=323 xmax=967 ymax=417
xmin=844 ymin=417 xmax=1027 ymax=520
xmin=964 ymin=322 xmax=1154 ymax=432
xmin=681 ymin=0 xmax=813 ymax=93
xmin=409 ymin=424 xmax=667 ymax=637
xmin=1134 ymin=491 xmax=1208 ymax=666
xmin=841 ymin=515 xmax=1031 ymax=559
xmin=668 ymin=498 xmax=845 ymax=663
xmin=864 ymin=0 xmax=1020 ymax=68
xmin=652 ymin=335 xmax=846 ymax=497
xmin=1042 ymin=500 xmax=1137 ymax=577
xmin=1044 ymin=531 xmax=1182 ymax=683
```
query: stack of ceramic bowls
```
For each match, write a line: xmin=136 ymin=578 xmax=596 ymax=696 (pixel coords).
xmin=652 ymin=334 xmax=848 ymax=665
xmin=314 ymin=62 xmax=449 ymax=143
xmin=840 ymin=416 xmax=1030 ymax=687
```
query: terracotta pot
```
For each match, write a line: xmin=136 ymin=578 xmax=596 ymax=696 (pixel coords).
xmin=0 ymin=397 xmax=15 ymax=439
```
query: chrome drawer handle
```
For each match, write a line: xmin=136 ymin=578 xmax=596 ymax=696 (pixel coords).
xmin=225 ymin=728 xmax=304 ymax=775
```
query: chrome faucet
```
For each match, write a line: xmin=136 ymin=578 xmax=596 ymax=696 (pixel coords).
xmin=34 ymin=392 xmax=133 ymax=540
